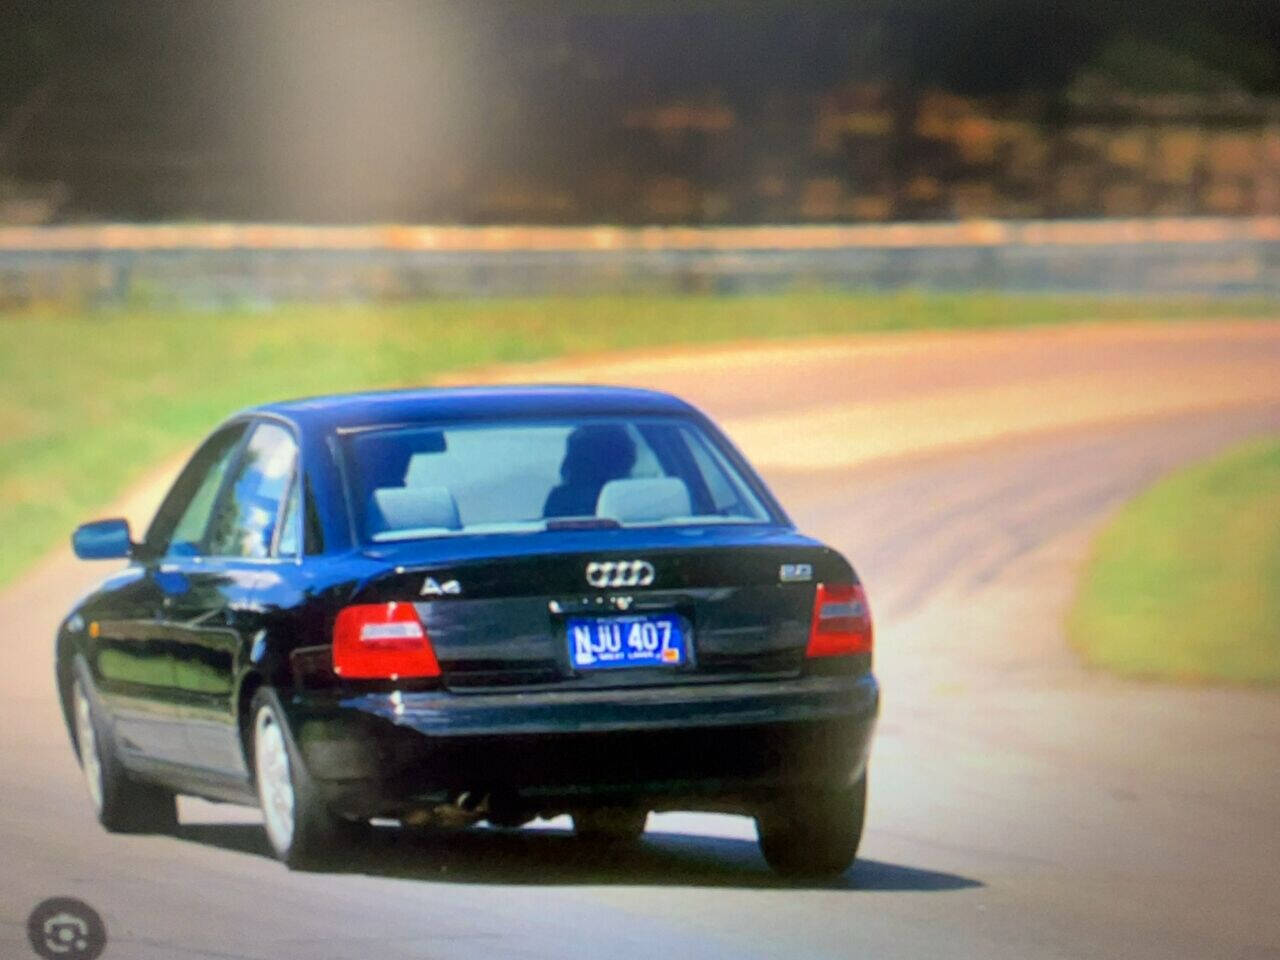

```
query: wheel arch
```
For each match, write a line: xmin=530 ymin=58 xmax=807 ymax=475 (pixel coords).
xmin=234 ymin=623 xmax=306 ymax=777
xmin=55 ymin=633 xmax=84 ymax=753
xmin=235 ymin=670 xmax=268 ymax=777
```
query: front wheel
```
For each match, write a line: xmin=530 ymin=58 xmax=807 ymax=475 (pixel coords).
xmin=756 ymin=774 xmax=866 ymax=879
xmin=71 ymin=664 xmax=177 ymax=834
xmin=251 ymin=688 xmax=364 ymax=869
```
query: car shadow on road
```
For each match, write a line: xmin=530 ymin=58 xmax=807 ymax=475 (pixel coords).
xmin=175 ymin=822 xmax=982 ymax=892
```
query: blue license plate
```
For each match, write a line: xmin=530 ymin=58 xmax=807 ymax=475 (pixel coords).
xmin=567 ymin=613 xmax=687 ymax=670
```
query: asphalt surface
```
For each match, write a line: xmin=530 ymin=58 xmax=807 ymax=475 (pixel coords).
xmin=3 ymin=321 xmax=1280 ymax=960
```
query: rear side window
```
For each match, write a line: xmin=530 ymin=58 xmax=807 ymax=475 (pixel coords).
xmin=342 ymin=415 xmax=774 ymax=543
xmin=276 ymin=477 xmax=301 ymax=558
xmin=205 ymin=422 xmax=299 ymax=558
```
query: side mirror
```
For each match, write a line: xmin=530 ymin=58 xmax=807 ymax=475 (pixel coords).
xmin=72 ymin=518 xmax=134 ymax=560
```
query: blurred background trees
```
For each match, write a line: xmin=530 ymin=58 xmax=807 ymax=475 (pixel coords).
xmin=4 ymin=0 xmax=1280 ymax=224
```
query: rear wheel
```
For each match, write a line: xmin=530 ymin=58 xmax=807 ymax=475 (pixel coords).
xmin=251 ymin=688 xmax=364 ymax=869
xmin=756 ymin=774 xmax=866 ymax=879
xmin=71 ymin=665 xmax=177 ymax=834
xmin=572 ymin=806 xmax=648 ymax=844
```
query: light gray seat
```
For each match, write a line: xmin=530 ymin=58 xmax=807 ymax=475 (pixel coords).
xmin=596 ymin=477 xmax=692 ymax=523
xmin=370 ymin=486 xmax=461 ymax=533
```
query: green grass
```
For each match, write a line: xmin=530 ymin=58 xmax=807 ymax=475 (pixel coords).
xmin=1 ymin=291 xmax=1276 ymax=588
xmin=1069 ymin=437 xmax=1280 ymax=684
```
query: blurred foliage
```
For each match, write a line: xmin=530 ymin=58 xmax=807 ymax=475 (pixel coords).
xmin=1078 ymin=29 xmax=1278 ymax=95
xmin=2 ymin=292 xmax=1278 ymax=585
xmin=4 ymin=1 xmax=1280 ymax=221
xmin=1070 ymin=436 xmax=1280 ymax=684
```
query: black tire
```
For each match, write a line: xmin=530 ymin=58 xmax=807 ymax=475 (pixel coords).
xmin=249 ymin=688 xmax=365 ymax=869
xmin=756 ymin=774 xmax=866 ymax=880
xmin=70 ymin=659 xmax=178 ymax=835
xmin=572 ymin=806 xmax=648 ymax=844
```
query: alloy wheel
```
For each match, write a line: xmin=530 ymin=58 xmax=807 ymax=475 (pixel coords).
xmin=72 ymin=681 xmax=104 ymax=814
xmin=254 ymin=707 xmax=296 ymax=853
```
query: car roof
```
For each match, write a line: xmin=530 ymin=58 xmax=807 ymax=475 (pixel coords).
xmin=244 ymin=384 xmax=699 ymax=433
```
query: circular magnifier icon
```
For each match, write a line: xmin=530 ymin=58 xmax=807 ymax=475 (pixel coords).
xmin=27 ymin=898 xmax=107 ymax=960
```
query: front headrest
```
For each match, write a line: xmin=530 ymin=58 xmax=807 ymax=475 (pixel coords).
xmin=371 ymin=486 xmax=461 ymax=533
xmin=595 ymin=477 xmax=692 ymax=523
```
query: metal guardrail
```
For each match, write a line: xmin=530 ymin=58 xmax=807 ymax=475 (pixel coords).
xmin=2 ymin=218 xmax=1279 ymax=306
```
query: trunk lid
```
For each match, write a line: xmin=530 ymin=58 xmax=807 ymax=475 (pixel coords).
xmin=353 ymin=526 xmax=852 ymax=692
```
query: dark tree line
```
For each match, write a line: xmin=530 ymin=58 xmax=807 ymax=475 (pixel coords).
xmin=4 ymin=1 xmax=1280 ymax=221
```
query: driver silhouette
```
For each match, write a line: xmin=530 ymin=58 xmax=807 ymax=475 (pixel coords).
xmin=543 ymin=424 xmax=637 ymax=518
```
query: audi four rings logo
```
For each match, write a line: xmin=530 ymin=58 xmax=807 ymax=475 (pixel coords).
xmin=585 ymin=559 xmax=655 ymax=588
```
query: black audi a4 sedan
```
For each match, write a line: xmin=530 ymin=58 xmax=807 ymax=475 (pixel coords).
xmin=58 ymin=385 xmax=879 ymax=875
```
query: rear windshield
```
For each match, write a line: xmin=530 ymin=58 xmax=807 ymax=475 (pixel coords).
xmin=340 ymin=416 xmax=775 ymax=542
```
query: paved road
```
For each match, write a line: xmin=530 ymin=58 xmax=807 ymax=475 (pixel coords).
xmin=3 ymin=322 xmax=1279 ymax=960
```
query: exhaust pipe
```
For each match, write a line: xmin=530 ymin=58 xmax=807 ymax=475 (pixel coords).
xmin=454 ymin=790 xmax=489 ymax=813
xmin=403 ymin=790 xmax=491 ymax=829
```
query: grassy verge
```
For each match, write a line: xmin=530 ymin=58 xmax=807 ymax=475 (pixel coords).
xmin=1069 ymin=437 xmax=1280 ymax=684
xmin=1 ymin=291 xmax=1276 ymax=588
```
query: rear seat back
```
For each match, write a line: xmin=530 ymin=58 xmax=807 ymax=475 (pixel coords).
xmin=370 ymin=486 xmax=462 ymax=533
xmin=596 ymin=477 xmax=692 ymax=523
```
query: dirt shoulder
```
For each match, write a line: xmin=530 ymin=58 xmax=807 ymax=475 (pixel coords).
xmin=446 ymin=319 xmax=1280 ymax=470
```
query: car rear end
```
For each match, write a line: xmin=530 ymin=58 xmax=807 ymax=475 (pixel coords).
xmin=289 ymin=539 xmax=877 ymax=820
xmin=283 ymin=395 xmax=878 ymax=829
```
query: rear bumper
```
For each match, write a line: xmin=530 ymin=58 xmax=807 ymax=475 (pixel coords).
xmin=285 ymin=672 xmax=879 ymax=815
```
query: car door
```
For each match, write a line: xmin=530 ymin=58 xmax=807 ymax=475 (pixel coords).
xmin=159 ymin=419 xmax=307 ymax=778
xmin=89 ymin=423 xmax=248 ymax=767
xmin=85 ymin=565 xmax=173 ymax=764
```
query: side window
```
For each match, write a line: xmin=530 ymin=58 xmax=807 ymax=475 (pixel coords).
xmin=154 ymin=426 xmax=248 ymax=557
xmin=276 ymin=478 xmax=301 ymax=558
xmin=205 ymin=423 xmax=299 ymax=559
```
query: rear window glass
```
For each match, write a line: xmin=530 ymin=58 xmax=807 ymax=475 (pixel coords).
xmin=341 ymin=417 xmax=774 ymax=542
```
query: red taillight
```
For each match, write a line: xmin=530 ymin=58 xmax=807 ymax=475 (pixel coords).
xmin=806 ymin=582 xmax=873 ymax=658
xmin=333 ymin=602 xmax=440 ymax=680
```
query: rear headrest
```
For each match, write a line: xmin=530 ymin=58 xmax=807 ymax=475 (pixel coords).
xmin=596 ymin=477 xmax=692 ymax=523
xmin=371 ymin=486 xmax=461 ymax=532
